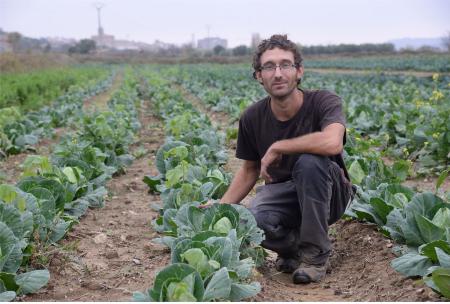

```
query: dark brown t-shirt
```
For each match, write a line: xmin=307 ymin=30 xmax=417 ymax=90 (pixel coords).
xmin=236 ymin=89 xmax=349 ymax=184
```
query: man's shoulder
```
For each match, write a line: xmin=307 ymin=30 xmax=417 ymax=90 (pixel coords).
xmin=241 ymin=96 xmax=269 ymax=121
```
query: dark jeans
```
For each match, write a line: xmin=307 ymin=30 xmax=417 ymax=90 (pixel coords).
xmin=249 ymin=153 xmax=354 ymax=265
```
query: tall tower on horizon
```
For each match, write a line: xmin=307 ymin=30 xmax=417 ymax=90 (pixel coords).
xmin=94 ymin=3 xmax=105 ymax=37
xmin=91 ymin=2 xmax=115 ymax=48
xmin=251 ymin=33 xmax=261 ymax=49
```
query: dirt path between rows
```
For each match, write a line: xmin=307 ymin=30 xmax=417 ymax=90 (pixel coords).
xmin=83 ymin=72 xmax=123 ymax=112
xmin=178 ymin=87 xmax=446 ymax=301
xmin=23 ymin=101 xmax=167 ymax=301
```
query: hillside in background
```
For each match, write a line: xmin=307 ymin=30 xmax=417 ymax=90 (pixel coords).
xmin=388 ymin=37 xmax=446 ymax=50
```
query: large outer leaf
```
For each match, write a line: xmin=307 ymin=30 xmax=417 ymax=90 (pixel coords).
xmin=232 ymin=204 xmax=264 ymax=245
xmin=431 ymin=267 xmax=450 ymax=298
xmin=17 ymin=177 xmax=66 ymax=212
xmin=27 ymin=187 xmax=55 ymax=221
xmin=419 ymin=240 xmax=450 ymax=263
xmin=348 ymin=160 xmax=365 ymax=184
xmin=0 ymin=291 xmax=16 ymax=301
xmin=143 ymin=175 xmax=162 ymax=193
xmin=432 ymin=207 xmax=450 ymax=229
xmin=0 ymin=202 xmax=32 ymax=241
xmin=173 ymin=203 xmax=204 ymax=237
xmin=132 ymin=290 xmax=151 ymax=301
xmin=391 ymin=252 xmax=433 ymax=277
xmin=0 ymin=272 xmax=18 ymax=293
xmin=415 ymin=214 xmax=445 ymax=243
xmin=203 ymin=267 xmax=231 ymax=301
xmin=15 ymin=269 xmax=49 ymax=295
xmin=436 ymin=248 xmax=450 ymax=268
xmin=0 ymin=222 xmax=22 ymax=273
xmin=401 ymin=210 xmax=425 ymax=246
xmin=384 ymin=208 xmax=406 ymax=242
xmin=349 ymin=200 xmax=384 ymax=226
xmin=384 ymin=184 xmax=414 ymax=208
xmin=369 ymin=197 xmax=393 ymax=224
xmin=82 ymin=186 xmax=107 ymax=209
xmin=0 ymin=185 xmax=27 ymax=212
xmin=230 ymin=282 xmax=261 ymax=301
xmin=48 ymin=218 xmax=71 ymax=244
xmin=204 ymin=237 xmax=234 ymax=269
xmin=64 ymin=198 xmax=89 ymax=218
xmin=409 ymin=193 xmax=444 ymax=219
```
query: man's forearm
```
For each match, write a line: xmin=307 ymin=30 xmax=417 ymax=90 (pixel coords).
xmin=272 ymin=124 xmax=344 ymax=156
xmin=220 ymin=165 xmax=259 ymax=204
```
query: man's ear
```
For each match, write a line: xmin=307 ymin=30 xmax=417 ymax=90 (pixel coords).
xmin=255 ymin=71 xmax=263 ymax=84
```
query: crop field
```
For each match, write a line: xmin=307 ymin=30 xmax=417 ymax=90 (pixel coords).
xmin=0 ymin=55 xmax=449 ymax=301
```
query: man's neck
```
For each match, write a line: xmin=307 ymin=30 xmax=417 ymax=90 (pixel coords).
xmin=270 ymin=89 xmax=304 ymax=121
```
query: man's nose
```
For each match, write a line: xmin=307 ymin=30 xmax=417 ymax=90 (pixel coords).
xmin=274 ymin=67 xmax=283 ymax=77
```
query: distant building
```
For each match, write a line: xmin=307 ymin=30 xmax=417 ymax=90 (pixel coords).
xmin=46 ymin=36 xmax=77 ymax=50
xmin=91 ymin=26 xmax=115 ymax=48
xmin=251 ymin=33 xmax=261 ymax=49
xmin=197 ymin=37 xmax=227 ymax=50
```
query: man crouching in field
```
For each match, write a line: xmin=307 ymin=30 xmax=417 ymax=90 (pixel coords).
xmin=217 ymin=34 xmax=355 ymax=284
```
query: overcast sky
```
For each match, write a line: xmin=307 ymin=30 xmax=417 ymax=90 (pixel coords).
xmin=0 ymin=0 xmax=449 ymax=47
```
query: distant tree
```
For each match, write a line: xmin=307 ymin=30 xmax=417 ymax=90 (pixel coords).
xmin=7 ymin=32 xmax=22 ymax=52
xmin=232 ymin=45 xmax=249 ymax=56
xmin=300 ymin=42 xmax=395 ymax=55
xmin=213 ymin=45 xmax=226 ymax=55
xmin=68 ymin=39 xmax=96 ymax=54
xmin=417 ymin=45 xmax=440 ymax=53
xmin=78 ymin=39 xmax=96 ymax=54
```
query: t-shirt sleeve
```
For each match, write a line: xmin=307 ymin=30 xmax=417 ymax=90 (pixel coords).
xmin=317 ymin=91 xmax=346 ymax=130
xmin=236 ymin=115 xmax=259 ymax=161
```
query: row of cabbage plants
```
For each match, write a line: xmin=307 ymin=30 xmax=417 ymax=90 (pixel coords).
xmin=0 ymin=71 xmax=115 ymax=158
xmin=135 ymin=70 xmax=265 ymax=301
xmin=0 ymin=66 xmax=111 ymax=110
xmin=0 ymin=71 xmax=142 ymax=301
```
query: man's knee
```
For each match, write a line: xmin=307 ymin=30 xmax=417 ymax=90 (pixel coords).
xmin=292 ymin=153 xmax=329 ymax=177
xmin=250 ymin=209 xmax=288 ymax=240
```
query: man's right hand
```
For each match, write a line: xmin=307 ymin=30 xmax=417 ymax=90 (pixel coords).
xmin=260 ymin=145 xmax=282 ymax=183
xmin=198 ymin=200 xmax=214 ymax=209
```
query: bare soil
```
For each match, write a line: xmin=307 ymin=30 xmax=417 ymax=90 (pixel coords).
xmin=252 ymin=219 xmax=443 ymax=301
xmin=82 ymin=72 xmax=123 ymax=112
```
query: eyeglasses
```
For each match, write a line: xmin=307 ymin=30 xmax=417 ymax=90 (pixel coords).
xmin=260 ymin=63 xmax=297 ymax=73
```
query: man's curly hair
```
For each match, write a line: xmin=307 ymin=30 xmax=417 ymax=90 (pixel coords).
xmin=252 ymin=34 xmax=303 ymax=84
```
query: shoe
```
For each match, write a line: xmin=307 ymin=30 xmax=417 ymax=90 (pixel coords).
xmin=275 ymin=256 xmax=300 ymax=273
xmin=292 ymin=260 xmax=331 ymax=284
